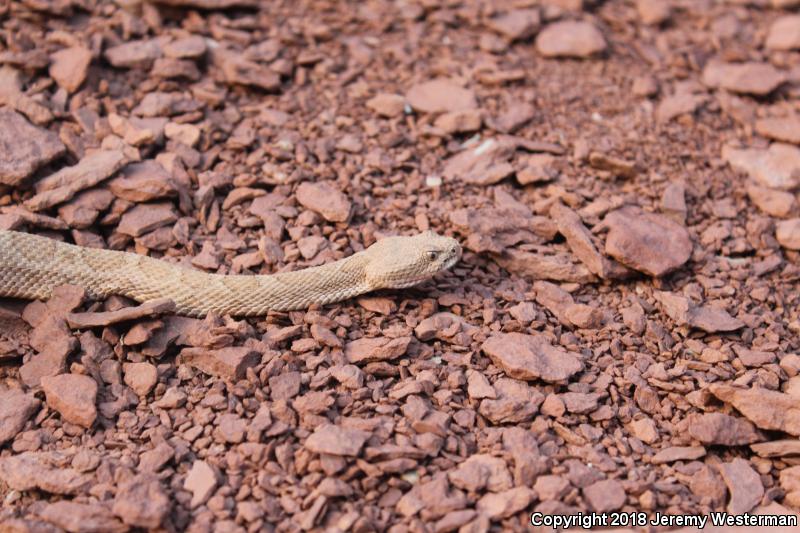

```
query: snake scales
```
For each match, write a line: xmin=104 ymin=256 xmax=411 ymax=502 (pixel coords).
xmin=0 ymin=229 xmax=461 ymax=317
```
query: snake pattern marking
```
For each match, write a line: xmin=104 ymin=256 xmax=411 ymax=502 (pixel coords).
xmin=0 ymin=230 xmax=462 ymax=317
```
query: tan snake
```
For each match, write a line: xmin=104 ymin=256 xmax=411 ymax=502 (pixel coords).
xmin=0 ymin=230 xmax=461 ymax=317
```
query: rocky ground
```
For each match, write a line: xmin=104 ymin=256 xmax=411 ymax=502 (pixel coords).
xmin=1 ymin=0 xmax=800 ymax=531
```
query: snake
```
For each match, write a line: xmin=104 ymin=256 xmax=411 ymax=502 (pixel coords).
xmin=0 ymin=229 xmax=461 ymax=317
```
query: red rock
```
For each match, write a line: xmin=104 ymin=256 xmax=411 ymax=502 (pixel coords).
xmin=139 ymin=442 xmax=175 ymax=472
xmin=396 ymin=474 xmax=467 ymax=519
xmin=716 ymin=458 xmax=764 ymax=514
xmin=20 ymin=316 xmax=77 ymax=387
xmin=540 ymin=393 xmax=566 ymax=417
xmin=637 ymin=0 xmax=671 ymax=25
xmin=414 ymin=313 xmax=475 ymax=345
xmin=534 ymin=281 xmax=575 ymax=326
xmin=689 ymin=465 xmax=728 ymax=507
xmin=39 ymin=501 xmax=127 ymax=533
xmin=702 ymin=61 xmax=785 ymax=95
xmin=158 ymin=0 xmax=258 ymax=9
xmin=151 ymin=57 xmax=201 ymax=80
xmin=487 ymin=9 xmax=540 ymax=41
xmin=603 ymin=206 xmax=692 ymax=277
xmin=27 ymin=150 xmax=129 ymax=212
xmin=776 ymin=219 xmax=800 ymax=249
xmin=211 ymin=47 xmax=280 ymax=91
xmin=723 ymin=143 xmax=800 ymax=190
xmin=0 ymin=389 xmax=40 ymax=444
xmin=0 ymin=66 xmax=54 ymax=125
xmin=733 ymin=345 xmax=777 ymax=367
xmin=357 ymin=296 xmax=397 ymax=315
xmin=116 ymin=202 xmax=178 ymax=237
xmin=475 ymin=487 xmax=535 ymax=519
xmin=491 ymin=102 xmax=536 ymax=134
xmin=406 ymin=78 xmax=477 ymax=114
xmin=297 ymin=235 xmax=326 ymax=259
xmin=508 ymin=302 xmax=537 ymax=324
xmin=627 ymin=416 xmax=659 ymax=443
xmin=755 ymin=116 xmax=800 ymax=145
xmin=516 ymin=153 xmax=557 ymax=184
xmin=345 ymin=336 xmax=411 ymax=364
xmin=133 ymin=91 xmax=201 ymax=117
xmin=112 ymin=474 xmax=170 ymax=529
xmin=564 ymin=303 xmax=605 ymax=329
xmin=657 ymin=91 xmax=706 ymax=123
xmin=434 ymin=510 xmax=477 ymax=533
xmin=305 ymin=424 xmax=370 ymax=456
xmin=163 ymin=35 xmax=207 ymax=59
xmin=153 ymin=387 xmax=187 ymax=410
xmin=58 ymin=189 xmax=114 ymax=229
xmin=434 ymin=109 xmax=483 ymax=134
xmin=105 ymin=38 xmax=163 ymax=68
xmin=67 ymin=298 xmax=176 ymax=328
xmin=165 ymin=122 xmax=201 ymax=147
xmin=295 ymin=181 xmax=351 ymax=222
xmin=746 ymin=183 xmax=797 ymax=218
xmin=551 ymin=202 xmax=627 ymax=279
xmin=110 ymin=160 xmax=175 ymax=201
xmin=651 ymin=446 xmax=706 ymax=464
xmin=222 ymin=187 xmax=265 ymax=210
xmin=448 ymin=454 xmax=512 ymax=492
xmin=687 ymin=412 xmax=763 ymax=446
xmin=269 ymin=371 xmax=301 ymax=400
xmin=0 ymin=108 xmax=65 ymax=187
xmin=450 ymin=204 xmax=557 ymax=253
xmin=588 ymin=152 xmax=638 ymax=179
xmin=442 ymin=137 xmax=516 ymax=186
xmin=482 ymin=332 xmax=583 ymax=382
xmin=216 ymin=413 xmax=247 ymax=443
xmin=536 ymin=21 xmax=607 ymax=58
xmin=366 ymin=93 xmax=406 ymax=117
xmin=583 ymin=479 xmax=626 ymax=512
xmin=561 ymin=392 xmax=600 ymax=414
xmin=479 ymin=378 xmax=544 ymax=424
xmin=766 ymin=15 xmax=800 ymax=50
xmin=534 ymin=475 xmax=571 ymax=500
xmin=654 ymin=291 xmax=744 ymax=332
xmin=496 ymin=249 xmax=595 ymax=283
xmin=709 ymin=385 xmax=800 ymax=436
xmin=41 ymin=374 xmax=97 ymax=428
xmin=330 ymin=364 xmax=365 ymax=389
xmin=0 ymin=452 xmax=91 ymax=495
xmin=184 ymin=460 xmax=218 ymax=508
xmin=123 ymin=362 xmax=158 ymax=396
xmin=751 ymin=440 xmax=800 ymax=457
xmin=0 ymin=519 xmax=62 ymax=532
xmin=49 ymin=46 xmax=92 ymax=93
xmin=181 ymin=346 xmax=260 ymax=381
xmin=123 ymin=319 xmax=163 ymax=346
xmin=466 ymin=369 xmax=496 ymax=400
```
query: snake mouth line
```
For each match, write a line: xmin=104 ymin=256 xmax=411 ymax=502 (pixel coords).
xmin=443 ymin=252 xmax=461 ymax=271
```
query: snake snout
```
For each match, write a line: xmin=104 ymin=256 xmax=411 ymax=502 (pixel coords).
xmin=442 ymin=239 xmax=462 ymax=269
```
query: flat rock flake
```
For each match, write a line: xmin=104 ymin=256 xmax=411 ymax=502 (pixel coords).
xmin=0 ymin=1 xmax=799 ymax=531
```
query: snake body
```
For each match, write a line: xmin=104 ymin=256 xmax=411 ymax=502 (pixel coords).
xmin=0 ymin=230 xmax=461 ymax=317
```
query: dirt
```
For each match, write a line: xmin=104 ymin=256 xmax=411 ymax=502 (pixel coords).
xmin=0 ymin=0 xmax=800 ymax=531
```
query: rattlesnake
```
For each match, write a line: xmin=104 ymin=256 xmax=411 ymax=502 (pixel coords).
xmin=0 ymin=229 xmax=461 ymax=317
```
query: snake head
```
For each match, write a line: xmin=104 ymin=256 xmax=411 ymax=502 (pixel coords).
xmin=364 ymin=231 xmax=462 ymax=289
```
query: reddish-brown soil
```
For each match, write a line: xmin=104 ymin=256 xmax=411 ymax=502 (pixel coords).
xmin=1 ymin=0 xmax=800 ymax=532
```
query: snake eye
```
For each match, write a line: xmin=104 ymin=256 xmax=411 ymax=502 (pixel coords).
xmin=424 ymin=250 xmax=438 ymax=262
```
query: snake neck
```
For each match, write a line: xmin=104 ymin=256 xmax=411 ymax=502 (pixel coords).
xmin=256 ymin=250 xmax=373 ymax=310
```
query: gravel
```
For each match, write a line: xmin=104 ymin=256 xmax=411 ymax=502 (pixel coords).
xmin=0 ymin=0 xmax=799 ymax=530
